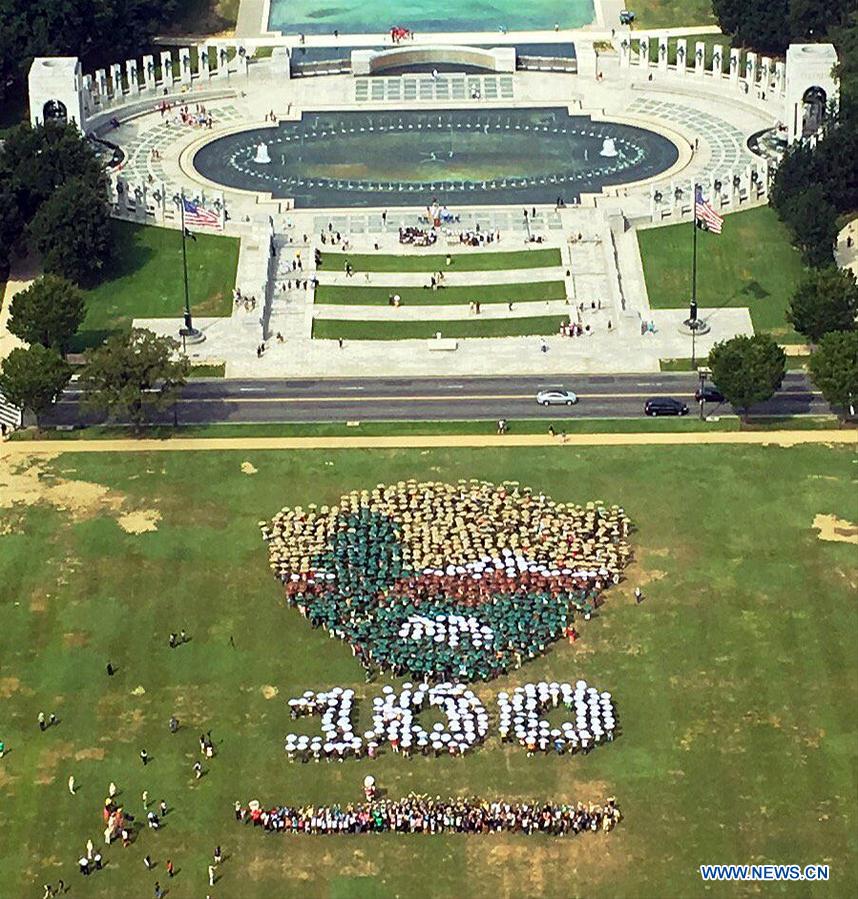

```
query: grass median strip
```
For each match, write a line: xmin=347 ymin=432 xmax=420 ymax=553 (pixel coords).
xmin=312 ymin=315 xmax=567 ymax=340
xmin=320 ymin=247 xmax=562 ymax=272
xmin=314 ymin=280 xmax=567 ymax=306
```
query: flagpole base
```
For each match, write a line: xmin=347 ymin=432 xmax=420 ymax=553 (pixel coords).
xmin=179 ymin=326 xmax=206 ymax=345
xmin=677 ymin=318 xmax=711 ymax=337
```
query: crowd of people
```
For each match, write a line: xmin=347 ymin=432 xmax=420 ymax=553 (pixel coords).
xmin=399 ymin=226 xmax=437 ymax=246
xmin=262 ymin=480 xmax=632 ymax=681
xmin=498 ymin=680 xmax=616 ymax=753
xmin=236 ymin=794 xmax=621 ymax=836
xmin=457 ymin=227 xmax=500 ymax=246
xmin=285 ymin=683 xmax=490 ymax=760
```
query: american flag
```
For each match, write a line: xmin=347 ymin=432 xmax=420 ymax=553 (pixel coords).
xmin=695 ymin=186 xmax=723 ymax=234
xmin=182 ymin=196 xmax=220 ymax=229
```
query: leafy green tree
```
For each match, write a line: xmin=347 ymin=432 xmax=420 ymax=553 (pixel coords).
xmin=8 ymin=274 xmax=86 ymax=352
xmin=808 ymin=330 xmax=858 ymax=419
xmin=788 ymin=267 xmax=858 ymax=342
xmin=29 ymin=179 xmax=111 ymax=284
xmin=708 ymin=334 xmax=787 ymax=421
xmin=0 ymin=344 xmax=72 ymax=426
xmin=82 ymin=328 xmax=190 ymax=430
xmin=780 ymin=186 xmax=839 ymax=267
xmin=0 ymin=122 xmax=110 ymax=275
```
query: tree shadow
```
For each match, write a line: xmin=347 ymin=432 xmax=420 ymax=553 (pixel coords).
xmin=740 ymin=279 xmax=770 ymax=300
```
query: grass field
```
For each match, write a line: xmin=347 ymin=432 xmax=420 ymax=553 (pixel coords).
xmin=321 ymin=248 xmax=562 ymax=273
xmin=314 ymin=281 xmax=567 ymax=306
xmin=0 ymin=443 xmax=855 ymax=898
xmin=70 ymin=222 xmax=239 ymax=352
xmin=630 ymin=0 xmax=717 ymax=28
xmin=639 ymin=207 xmax=808 ymax=343
xmin=312 ymin=315 xmax=567 ymax=340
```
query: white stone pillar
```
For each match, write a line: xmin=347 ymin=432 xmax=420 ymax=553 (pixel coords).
xmin=658 ymin=34 xmax=669 ymax=71
xmin=126 ymin=60 xmax=139 ymax=94
xmin=142 ymin=55 xmax=155 ymax=90
xmin=217 ymin=44 xmax=229 ymax=78
xmin=95 ymin=68 xmax=108 ymax=100
xmin=774 ymin=60 xmax=785 ymax=95
xmin=676 ymin=39 xmax=687 ymax=75
xmin=160 ymin=51 xmax=174 ymax=86
xmin=694 ymin=42 xmax=705 ymax=76
xmin=712 ymin=45 xmax=724 ymax=78
xmin=235 ymin=46 xmax=248 ymax=76
xmin=110 ymin=62 xmax=124 ymax=96
xmin=180 ymin=47 xmax=192 ymax=84
xmin=198 ymin=47 xmax=211 ymax=81
xmin=729 ymin=49 xmax=740 ymax=83
xmin=82 ymin=74 xmax=94 ymax=116
xmin=759 ymin=56 xmax=771 ymax=95
xmin=745 ymin=52 xmax=758 ymax=90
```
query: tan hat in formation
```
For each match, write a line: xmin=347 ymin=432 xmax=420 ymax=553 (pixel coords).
xmin=262 ymin=481 xmax=633 ymax=582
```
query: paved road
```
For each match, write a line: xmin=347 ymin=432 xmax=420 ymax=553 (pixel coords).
xmin=46 ymin=372 xmax=829 ymax=427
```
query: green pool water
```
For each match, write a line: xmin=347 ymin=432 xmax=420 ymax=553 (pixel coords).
xmin=267 ymin=0 xmax=596 ymax=36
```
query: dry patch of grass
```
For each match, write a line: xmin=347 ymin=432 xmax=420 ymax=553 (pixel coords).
xmin=812 ymin=514 xmax=858 ymax=545
xmin=116 ymin=509 xmax=161 ymax=534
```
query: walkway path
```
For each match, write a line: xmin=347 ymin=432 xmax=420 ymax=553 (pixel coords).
xmin=4 ymin=429 xmax=853 ymax=456
xmin=0 ymin=256 xmax=39 ymax=362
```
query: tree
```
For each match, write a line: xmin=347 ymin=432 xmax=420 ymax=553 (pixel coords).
xmin=808 ymin=330 xmax=858 ymax=420
xmin=708 ymin=334 xmax=787 ymax=421
xmin=0 ymin=344 xmax=72 ymax=426
xmin=0 ymin=122 xmax=111 ymax=276
xmin=82 ymin=328 xmax=190 ymax=430
xmin=779 ymin=187 xmax=839 ymax=268
xmin=8 ymin=274 xmax=86 ymax=352
xmin=788 ymin=267 xmax=858 ymax=342
xmin=29 ymin=180 xmax=112 ymax=285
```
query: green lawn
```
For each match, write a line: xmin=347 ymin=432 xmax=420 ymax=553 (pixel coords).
xmin=630 ymin=0 xmax=717 ymax=28
xmin=321 ymin=248 xmax=562 ymax=273
xmin=189 ymin=363 xmax=226 ymax=378
xmin=71 ymin=221 xmax=239 ymax=352
xmin=660 ymin=356 xmax=809 ymax=371
xmin=0 ymin=443 xmax=854 ymax=898
xmin=314 ymin=280 xmax=567 ymax=306
xmin=639 ymin=206 xmax=808 ymax=343
xmin=312 ymin=315 xmax=567 ymax=340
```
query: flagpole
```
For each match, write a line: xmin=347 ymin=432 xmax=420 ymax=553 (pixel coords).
xmin=178 ymin=192 xmax=204 ymax=344
xmin=691 ymin=183 xmax=698 ymax=367
xmin=180 ymin=191 xmax=193 ymax=332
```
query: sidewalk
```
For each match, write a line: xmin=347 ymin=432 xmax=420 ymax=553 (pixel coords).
xmin=4 ymin=429 xmax=853 ymax=456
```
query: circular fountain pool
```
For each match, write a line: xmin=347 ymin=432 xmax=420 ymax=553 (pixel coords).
xmin=192 ymin=107 xmax=680 ymax=207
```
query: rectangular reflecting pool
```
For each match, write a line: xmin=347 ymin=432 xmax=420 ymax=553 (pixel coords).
xmin=267 ymin=0 xmax=596 ymax=36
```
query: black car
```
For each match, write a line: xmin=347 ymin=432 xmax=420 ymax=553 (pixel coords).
xmin=644 ymin=397 xmax=689 ymax=416
xmin=694 ymin=385 xmax=725 ymax=404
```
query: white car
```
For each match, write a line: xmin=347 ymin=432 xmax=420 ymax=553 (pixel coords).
xmin=536 ymin=388 xmax=578 ymax=406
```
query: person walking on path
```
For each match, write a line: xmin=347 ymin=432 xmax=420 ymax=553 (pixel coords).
xmin=86 ymin=838 xmax=94 ymax=860
xmin=68 ymin=775 xmax=76 ymax=795
xmin=79 ymin=857 xmax=89 ymax=876
xmin=634 ymin=586 xmax=644 ymax=604
xmin=144 ymin=854 xmax=154 ymax=870
xmin=142 ymin=789 xmax=149 ymax=810
xmin=169 ymin=716 xmax=179 ymax=734
xmin=193 ymin=761 xmax=203 ymax=779
xmin=109 ymin=781 xmax=117 ymax=798
xmin=154 ymin=881 xmax=163 ymax=899
xmin=213 ymin=845 xmax=222 ymax=865
xmin=38 ymin=711 xmax=46 ymax=731
xmin=166 ymin=859 xmax=174 ymax=878
xmin=140 ymin=749 xmax=149 ymax=766
xmin=159 ymin=799 xmax=168 ymax=817
xmin=106 ymin=661 xmax=115 ymax=676
xmin=208 ymin=864 xmax=216 ymax=886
